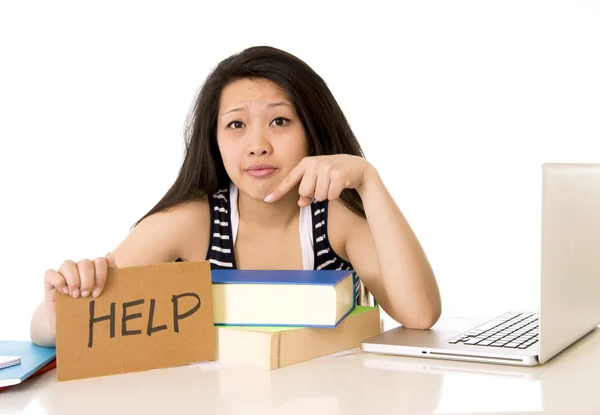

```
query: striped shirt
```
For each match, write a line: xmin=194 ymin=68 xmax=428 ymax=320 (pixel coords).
xmin=206 ymin=185 xmax=360 ymax=301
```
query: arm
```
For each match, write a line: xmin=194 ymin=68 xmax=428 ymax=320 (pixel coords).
xmin=264 ymin=154 xmax=441 ymax=329
xmin=30 ymin=303 xmax=56 ymax=347
xmin=345 ymin=167 xmax=442 ymax=329
xmin=30 ymin=199 xmax=210 ymax=346
xmin=110 ymin=199 xmax=210 ymax=268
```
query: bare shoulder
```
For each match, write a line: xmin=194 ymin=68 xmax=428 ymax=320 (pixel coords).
xmin=112 ymin=196 xmax=211 ymax=267
xmin=171 ymin=197 xmax=212 ymax=261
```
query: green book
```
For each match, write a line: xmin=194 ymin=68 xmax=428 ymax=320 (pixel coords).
xmin=214 ymin=306 xmax=381 ymax=369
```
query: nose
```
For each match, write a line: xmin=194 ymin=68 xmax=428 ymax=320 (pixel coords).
xmin=247 ymin=126 xmax=273 ymax=156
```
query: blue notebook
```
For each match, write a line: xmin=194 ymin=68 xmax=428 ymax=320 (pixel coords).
xmin=211 ymin=269 xmax=354 ymax=285
xmin=0 ymin=341 xmax=56 ymax=387
xmin=210 ymin=269 xmax=357 ymax=327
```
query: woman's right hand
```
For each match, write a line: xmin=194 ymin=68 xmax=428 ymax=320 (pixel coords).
xmin=43 ymin=252 xmax=117 ymax=331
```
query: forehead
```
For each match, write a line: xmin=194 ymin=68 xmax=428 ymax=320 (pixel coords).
xmin=219 ymin=78 xmax=290 ymax=111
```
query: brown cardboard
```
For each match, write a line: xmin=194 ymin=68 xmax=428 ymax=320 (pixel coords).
xmin=55 ymin=261 xmax=214 ymax=381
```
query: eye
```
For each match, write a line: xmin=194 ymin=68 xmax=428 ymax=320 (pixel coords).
xmin=227 ymin=120 xmax=245 ymax=129
xmin=271 ymin=117 xmax=290 ymax=126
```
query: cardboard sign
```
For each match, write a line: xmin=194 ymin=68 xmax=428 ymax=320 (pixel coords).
xmin=55 ymin=260 xmax=214 ymax=381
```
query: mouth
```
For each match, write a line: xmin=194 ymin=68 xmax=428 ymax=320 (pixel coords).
xmin=245 ymin=164 xmax=278 ymax=178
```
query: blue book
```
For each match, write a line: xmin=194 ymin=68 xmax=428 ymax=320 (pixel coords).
xmin=0 ymin=341 xmax=56 ymax=388
xmin=210 ymin=269 xmax=357 ymax=328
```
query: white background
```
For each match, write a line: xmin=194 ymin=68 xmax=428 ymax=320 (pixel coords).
xmin=1 ymin=1 xmax=599 ymax=341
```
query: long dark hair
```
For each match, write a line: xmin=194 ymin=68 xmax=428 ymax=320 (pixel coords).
xmin=134 ymin=45 xmax=366 ymax=228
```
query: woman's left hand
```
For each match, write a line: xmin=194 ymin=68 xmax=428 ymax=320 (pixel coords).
xmin=264 ymin=155 xmax=375 ymax=206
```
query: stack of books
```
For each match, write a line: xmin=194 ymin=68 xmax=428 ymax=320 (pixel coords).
xmin=210 ymin=269 xmax=381 ymax=369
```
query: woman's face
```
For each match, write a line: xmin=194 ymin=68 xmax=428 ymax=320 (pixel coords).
xmin=216 ymin=77 xmax=309 ymax=201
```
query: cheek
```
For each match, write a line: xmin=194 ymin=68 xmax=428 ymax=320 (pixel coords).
xmin=295 ymin=133 xmax=309 ymax=159
xmin=294 ymin=145 xmax=308 ymax=161
xmin=280 ymin=128 xmax=309 ymax=158
xmin=217 ymin=140 xmax=237 ymax=171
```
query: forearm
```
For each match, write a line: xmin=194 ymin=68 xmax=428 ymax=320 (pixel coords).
xmin=358 ymin=168 xmax=442 ymax=328
xmin=30 ymin=302 xmax=56 ymax=347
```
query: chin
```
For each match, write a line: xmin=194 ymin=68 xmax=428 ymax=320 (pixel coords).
xmin=236 ymin=179 xmax=273 ymax=201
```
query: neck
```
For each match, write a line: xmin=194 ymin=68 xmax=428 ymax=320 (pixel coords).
xmin=237 ymin=189 xmax=300 ymax=231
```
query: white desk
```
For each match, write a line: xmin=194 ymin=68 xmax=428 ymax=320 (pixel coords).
xmin=3 ymin=323 xmax=600 ymax=415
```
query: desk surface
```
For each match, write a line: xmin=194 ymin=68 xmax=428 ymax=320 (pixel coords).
xmin=3 ymin=322 xmax=600 ymax=415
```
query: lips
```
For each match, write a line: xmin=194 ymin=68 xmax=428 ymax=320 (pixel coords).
xmin=245 ymin=164 xmax=278 ymax=178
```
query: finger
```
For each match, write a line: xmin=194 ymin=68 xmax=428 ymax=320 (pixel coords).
xmin=44 ymin=269 xmax=68 ymax=334
xmin=264 ymin=160 xmax=307 ymax=203
xmin=77 ymin=259 xmax=96 ymax=298
xmin=44 ymin=269 xmax=68 ymax=300
xmin=298 ymin=196 xmax=313 ymax=207
xmin=298 ymin=168 xmax=318 ymax=206
xmin=313 ymin=171 xmax=331 ymax=202
xmin=105 ymin=252 xmax=118 ymax=268
xmin=92 ymin=257 xmax=109 ymax=298
xmin=58 ymin=260 xmax=81 ymax=297
xmin=327 ymin=175 xmax=346 ymax=200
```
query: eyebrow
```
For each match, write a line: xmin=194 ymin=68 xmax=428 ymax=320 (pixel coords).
xmin=222 ymin=101 xmax=293 ymax=115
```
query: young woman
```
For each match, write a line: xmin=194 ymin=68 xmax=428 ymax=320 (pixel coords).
xmin=30 ymin=46 xmax=442 ymax=347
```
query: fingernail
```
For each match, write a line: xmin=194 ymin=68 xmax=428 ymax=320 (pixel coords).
xmin=62 ymin=287 xmax=69 ymax=295
xmin=81 ymin=291 xmax=90 ymax=298
xmin=92 ymin=288 xmax=101 ymax=297
xmin=72 ymin=289 xmax=80 ymax=298
xmin=264 ymin=194 xmax=273 ymax=202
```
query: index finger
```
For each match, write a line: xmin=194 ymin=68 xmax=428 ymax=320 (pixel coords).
xmin=264 ymin=162 xmax=306 ymax=203
xmin=44 ymin=269 xmax=68 ymax=302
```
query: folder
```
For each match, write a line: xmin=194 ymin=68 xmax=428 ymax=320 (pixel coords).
xmin=0 ymin=341 xmax=56 ymax=389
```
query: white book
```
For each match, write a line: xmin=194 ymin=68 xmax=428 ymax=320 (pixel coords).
xmin=0 ymin=356 xmax=21 ymax=370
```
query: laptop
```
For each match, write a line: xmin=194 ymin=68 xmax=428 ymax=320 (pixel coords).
xmin=361 ymin=163 xmax=600 ymax=366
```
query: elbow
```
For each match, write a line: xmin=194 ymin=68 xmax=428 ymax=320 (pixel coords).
xmin=405 ymin=275 xmax=443 ymax=330
xmin=29 ymin=303 xmax=56 ymax=348
xmin=30 ymin=327 xmax=56 ymax=348
xmin=393 ymin=301 xmax=442 ymax=330
xmin=403 ymin=310 xmax=441 ymax=330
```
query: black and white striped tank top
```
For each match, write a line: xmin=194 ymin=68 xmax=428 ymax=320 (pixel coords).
xmin=205 ymin=183 xmax=360 ymax=299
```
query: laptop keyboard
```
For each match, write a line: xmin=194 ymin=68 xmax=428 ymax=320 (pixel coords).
xmin=448 ymin=312 xmax=539 ymax=349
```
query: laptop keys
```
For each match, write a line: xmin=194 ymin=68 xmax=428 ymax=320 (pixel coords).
xmin=517 ymin=339 xmax=538 ymax=349
xmin=504 ymin=342 xmax=523 ymax=348
xmin=448 ymin=312 xmax=540 ymax=349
